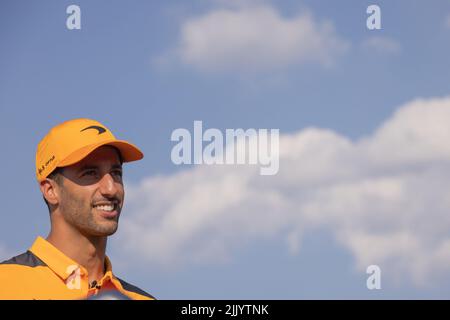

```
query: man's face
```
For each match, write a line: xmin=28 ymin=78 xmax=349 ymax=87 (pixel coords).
xmin=56 ymin=146 xmax=124 ymax=237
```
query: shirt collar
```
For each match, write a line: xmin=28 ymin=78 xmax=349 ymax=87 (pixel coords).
xmin=29 ymin=236 xmax=114 ymax=282
xmin=103 ymin=255 xmax=114 ymax=281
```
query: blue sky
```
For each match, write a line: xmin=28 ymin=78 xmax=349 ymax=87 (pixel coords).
xmin=2 ymin=0 xmax=450 ymax=299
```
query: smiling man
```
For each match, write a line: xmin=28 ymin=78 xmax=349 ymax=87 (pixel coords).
xmin=0 ymin=118 xmax=154 ymax=300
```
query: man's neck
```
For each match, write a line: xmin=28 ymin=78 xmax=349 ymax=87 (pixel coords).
xmin=46 ymin=220 xmax=107 ymax=284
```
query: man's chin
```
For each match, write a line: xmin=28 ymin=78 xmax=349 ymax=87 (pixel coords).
xmin=88 ymin=221 xmax=119 ymax=237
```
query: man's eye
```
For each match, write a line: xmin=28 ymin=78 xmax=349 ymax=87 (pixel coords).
xmin=112 ymin=170 xmax=123 ymax=177
xmin=83 ymin=170 xmax=97 ymax=177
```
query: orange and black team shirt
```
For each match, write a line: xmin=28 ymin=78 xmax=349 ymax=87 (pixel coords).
xmin=0 ymin=237 xmax=155 ymax=300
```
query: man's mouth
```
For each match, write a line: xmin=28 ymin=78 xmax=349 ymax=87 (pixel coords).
xmin=93 ymin=203 xmax=116 ymax=212
xmin=92 ymin=201 xmax=120 ymax=218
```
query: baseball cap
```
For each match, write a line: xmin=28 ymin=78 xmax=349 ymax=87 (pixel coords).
xmin=36 ymin=118 xmax=143 ymax=182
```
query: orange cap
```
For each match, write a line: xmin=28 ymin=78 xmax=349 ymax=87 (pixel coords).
xmin=36 ymin=118 xmax=143 ymax=182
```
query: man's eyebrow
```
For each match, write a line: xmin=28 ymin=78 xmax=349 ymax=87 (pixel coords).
xmin=78 ymin=165 xmax=99 ymax=172
xmin=77 ymin=164 xmax=122 ymax=172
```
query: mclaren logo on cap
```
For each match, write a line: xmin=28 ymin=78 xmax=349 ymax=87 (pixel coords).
xmin=80 ymin=125 xmax=107 ymax=135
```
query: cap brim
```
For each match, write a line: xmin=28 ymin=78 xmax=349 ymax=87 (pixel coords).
xmin=58 ymin=139 xmax=144 ymax=168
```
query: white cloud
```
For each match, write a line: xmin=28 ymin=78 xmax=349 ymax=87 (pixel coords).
xmin=170 ymin=5 xmax=348 ymax=72
xmin=117 ymin=96 xmax=450 ymax=286
xmin=361 ymin=36 xmax=401 ymax=55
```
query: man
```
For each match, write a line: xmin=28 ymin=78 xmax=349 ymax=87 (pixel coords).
xmin=0 ymin=118 xmax=154 ymax=300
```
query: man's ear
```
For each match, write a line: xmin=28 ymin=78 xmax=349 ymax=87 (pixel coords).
xmin=40 ymin=179 xmax=60 ymax=206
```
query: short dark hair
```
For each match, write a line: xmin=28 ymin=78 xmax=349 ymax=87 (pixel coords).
xmin=43 ymin=167 xmax=64 ymax=212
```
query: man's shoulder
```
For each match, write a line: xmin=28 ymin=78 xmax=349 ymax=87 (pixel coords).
xmin=0 ymin=251 xmax=47 ymax=281
xmin=0 ymin=251 xmax=48 ymax=299
xmin=115 ymin=276 xmax=156 ymax=300
xmin=0 ymin=250 xmax=46 ymax=268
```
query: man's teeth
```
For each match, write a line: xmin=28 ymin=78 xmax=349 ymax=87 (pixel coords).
xmin=94 ymin=204 xmax=115 ymax=212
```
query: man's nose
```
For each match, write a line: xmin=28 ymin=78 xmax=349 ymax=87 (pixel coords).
xmin=98 ymin=173 xmax=120 ymax=197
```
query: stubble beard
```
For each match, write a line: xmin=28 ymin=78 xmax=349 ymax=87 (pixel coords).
xmin=59 ymin=188 xmax=120 ymax=237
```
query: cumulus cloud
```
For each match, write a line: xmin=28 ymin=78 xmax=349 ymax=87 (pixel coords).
xmin=166 ymin=5 xmax=348 ymax=72
xmin=361 ymin=36 xmax=401 ymax=55
xmin=116 ymin=96 xmax=450 ymax=286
